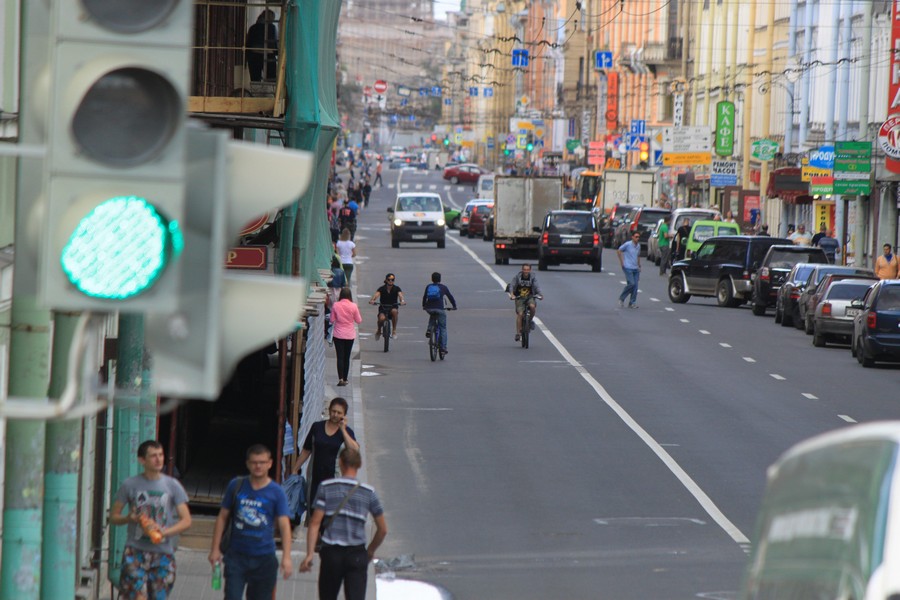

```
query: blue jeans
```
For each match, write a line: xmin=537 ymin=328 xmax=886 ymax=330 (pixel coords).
xmin=224 ymin=551 xmax=278 ymax=600
xmin=427 ymin=309 xmax=448 ymax=350
xmin=619 ymin=268 xmax=640 ymax=305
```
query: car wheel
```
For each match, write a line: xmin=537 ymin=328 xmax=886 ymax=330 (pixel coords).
xmin=804 ymin=315 xmax=814 ymax=335
xmin=591 ymin=258 xmax=602 ymax=273
xmin=494 ymin=256 xmax=503 ymax=265
xmin=850 ymin=336 xmax=857 ymax=357
xmin=437 ymin=239 xmax=445 ymax=249
xmin=502 ymin=257 xmax=510 ymax=265
xmin=812 ymin=330 xmax=826 ymax=347
xmin=751 ymin=297 xmax=766 ymax=316
xmin=451 ymin=176 xmax=459 ymax=184
xmin=794 ymin=310 xmax=805 ymax=330
xmin=467 ymin=230 xmax=474 ymax=239
xmin=450 ymin=217 xmax=460 ymax=230
xmin=538 ymin=258 xmax=548 ymax=271
xmin=716 ymin=279 xmax=735 ymax=308
xmin=391 ymin=239 xmax=400 ymax=248
xmin=459 ymin=227 xmax=466 ymax=237
xmin=668 ymin=274 xmax=690 ymax=303
xmin=860 ymin=346 xmax=875 ymax=368
xmin=781 ymin=307 xmax=794 ymax=327
xmin=774 ymin=306 xmax=783 ymax=323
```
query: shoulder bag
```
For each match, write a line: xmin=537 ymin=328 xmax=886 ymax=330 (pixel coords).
xmin=315 ymin=482 xmax=360 ymax=552
xmin=219 ymin=477 xmax=245 ymax=554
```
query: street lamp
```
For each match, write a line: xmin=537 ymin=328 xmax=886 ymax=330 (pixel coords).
xmin=759 ymin=80 xmax=798 ymax=157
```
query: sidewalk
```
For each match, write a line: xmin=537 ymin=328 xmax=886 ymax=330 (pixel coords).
xmin=170 ymin=346 xmax=376 ymax=599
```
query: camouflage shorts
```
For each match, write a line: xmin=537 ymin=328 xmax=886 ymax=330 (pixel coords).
xmin=118 ymin=545 xmax=176 ymax=599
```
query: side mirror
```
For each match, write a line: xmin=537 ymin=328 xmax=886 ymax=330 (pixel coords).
xmin=850 ymin=299 xmax=864 ymax=309
xmin=752 ymin=261 xmax=760 ymax=270
xmin=387 ymin=207 xmax=394 ymax=213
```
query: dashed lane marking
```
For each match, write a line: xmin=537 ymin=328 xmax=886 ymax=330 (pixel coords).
xmin=665 ymin=307 xmax=674 ymax=312
xmin=699 ymin=330 xmax=710 ymax=335
xmin=650 ymin=297 xmax=660 ymax=302
xmin=802 ymin=393 xmax=818 ymax=400
xmin=428 ymin=184 xmax=436 ymax=190
xmin=838 ymin=414 xmax=857 ymax=423
xmin=415 ymin=183 xmax=422 ymax=189
xmin=719 ymin=343 xmax=731 ymax=348
xmin=743 ymin=357 xmax=756 ymax=363
xmin=679 ymin=318 xmax=689 ymax=323
xmin=770 ymin=373 xmax=785 ymax=381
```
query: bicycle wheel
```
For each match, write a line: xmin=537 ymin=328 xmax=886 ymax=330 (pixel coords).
xmin=521 ymin=312 xmax=530 ymax=348
xmin=428 ymin=317 xmax=438 ymax=361
xmin=383 ymin=320 xmax=391 ymax=353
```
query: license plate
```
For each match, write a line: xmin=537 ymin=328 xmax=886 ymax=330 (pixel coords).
xmin=411 ymin=234 xmax=427 ymax=240
xmin=845 ymin=308 xmax=860 ymax=317
xmin=561 ymin=238 xmax=581 ymax=245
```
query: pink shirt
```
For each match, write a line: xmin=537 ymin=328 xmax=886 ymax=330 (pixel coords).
xmin=330 ymin=299 xmax=362 ymax=340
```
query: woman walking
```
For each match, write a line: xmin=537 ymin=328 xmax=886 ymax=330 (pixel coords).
xmin=335 ymin=228 xmax=356 ymax=284
xmin=330 ymin=288 xmax=361 ymax=387
xmin=294 ymin=397 xmax=359 ymax=509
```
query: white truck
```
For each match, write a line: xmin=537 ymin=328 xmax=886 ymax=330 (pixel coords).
xmin=492 ymin=177 xmax=563 ymax=264
xmin=600 ymin=169 xmax=657 ymax=210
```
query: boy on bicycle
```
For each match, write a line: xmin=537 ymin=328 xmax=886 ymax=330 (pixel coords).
xmin=507 ymin=264 xmax=542 ymax=342
xmin=369 ymin=273 xmax=406 ymax=340
xmin=422 ymin=272 xmax=457 ymax=354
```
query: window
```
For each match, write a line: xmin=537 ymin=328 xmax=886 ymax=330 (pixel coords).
xmin=876 ymin=286 xmax=900 ymax=310
xmin=398 ymin=196 xmax=441 ymax=212
xmin=692 ymin=225 xmax=715 ymax=244
xmin=548 ymin=213 xmax=594 ymax=234
xmin=826 ymin=283 xmax=872 ymax=301
xmin=697 ymin=241 xmax=717 ymax=260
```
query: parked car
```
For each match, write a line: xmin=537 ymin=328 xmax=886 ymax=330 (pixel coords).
xmin=851 ymin=279 xmax=900 ymax=367
xmin=750 ymin=245 xmax=829 ymax=316
xmin=442 ymin=163 xmax=486 ymax=184
xmin=458 ymin=199 xmax=492 ymax=237
xmin=537 ymin=210 xmax=602 ymax=272
xmin=668 ymin=235 xmax=792 ymax=307
xmin=810 ymin=280 xmax=875 ymax=347
xmin=387 ymin=192 xmax=446 ymax=248
xmin=797 ymin=266 xmax=876 ymax=332
xmin=598 ymin=204 xmax=638 ymax=248
xmin=647 ymin=208 xmax=720 ymax=265
xmin=466 ymin=202 xmax=493 ymax=238
xmin=683 ymin=219 xmax=741 ymax=258
xmin=773 ymin=262 xmax=819 ymax=327
xmin=482 ymin=206 xmax=494 ymax=241
xmin=741 ymin=422 xmax=900 ymax=600
xmin=611 ymin=206 xmax=670 ymax=253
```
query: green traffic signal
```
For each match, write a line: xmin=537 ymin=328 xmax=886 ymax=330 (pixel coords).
xmin=60 ymin=195 xmax=182 ymax=300
xmin=526 ymin=142 xmax=534 ymax=152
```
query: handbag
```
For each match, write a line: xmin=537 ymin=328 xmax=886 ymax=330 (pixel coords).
xmin=219 ymin=477 xmax=245 ymax=554
xmin=315 ymin=482 xmax=360 ymax=552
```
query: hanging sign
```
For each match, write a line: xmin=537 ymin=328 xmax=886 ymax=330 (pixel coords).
xmin=715 ymin=101 xmax=735 ymax=157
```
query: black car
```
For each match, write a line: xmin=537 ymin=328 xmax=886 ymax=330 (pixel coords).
xmin=612 ymin=206 xmax=671 ymax=252
xmin=750 ymin=245 xmax=828 ymax=316
xmin=668 ymin=235 xmax=792 ymax=307
xmin=774 ymin=262 xmax=819 ymax=327
xmin=599 ymin=204 xmax=638 ymax=248
xmin=536 ymin=210 xmax=602 ymax=272
xmin=851 ymin=280 xmax=900 ymax=367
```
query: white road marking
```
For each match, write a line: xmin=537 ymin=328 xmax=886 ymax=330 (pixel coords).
xmin=679 ymin=318 xmax=690 ymax=323
xmin=447 ymin=233 xmax=750 ymax=546
xmin=719 ymin=343 xmax=732 ymax=348
xmin=607 ymin=271 xmax=616 ymax=276
xmin=387 ymin=184 xmax=395 ymax=189
xmin=838 ymin=414 xmax=857 ymax=423
xmin=401 ymin=184 xmax=409 ymax=189
xmin=415 ymin=183 xmax=422 ymax=189
xmin=650 ymin=297 xmax=660 ymax=302
xmin=428 ymin=184 xmax=436 ymax=190
xmin=770 ymin=373 xmax=785 ymax=380
xmin=699 ymin=330 xmax=710 ymax=335
xmin=619 ymin=280 xmax=626 ymax=285
xmin=360 ymin=371 xmax=381 ymax=377
xmin=802 ymin=393 xmax=818 ymax=400
xmin=665 ymin=307 xmax=674 ymax=312
xmin=742 ymin=357 xmax=756 ymax=363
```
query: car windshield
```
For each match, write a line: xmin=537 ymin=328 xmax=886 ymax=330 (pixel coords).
xmin=768 ymin=249 xmax=821 ymax=269
xmin=473 ymin=205 xmax=491 ymax=215
xmin=481 ymin=179 xmax=494 ymax=191
xmin=826 ymin=282 xmax=872 ymax=301
xmin=877 ymin=286 xmax=900 ymax=310
xmin=793 ymin=265 xmax=815 ymax=283
xmin=639 ymin=211 xmax=668 ymax=225
xmin=398 ymin=196 xmax=441 ymax=211
xmin=548 ymin=214 xmax=594 ymax=233
xmin=580 ymin=176 xmax=601 ymax=201
xmin=692 ymin=225 xmax=715 ymax=242
xmin=815 ymin=266 xmax=871 ymax=284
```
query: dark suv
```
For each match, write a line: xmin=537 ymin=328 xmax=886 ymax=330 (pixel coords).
xmin=852 ymin=280 xmax=900 ymax=367
xmin=668 ymin=235 xmax=792 ymax=307
xmin=599 ymin=204 xmax=638 ymax=248
xmin=537 ymin=210 xmax=602 ymax=272
xmin=612 ymin=206 xmax=671 ymax=252
xmin=750 ymin=245 xmax=828 ymax=316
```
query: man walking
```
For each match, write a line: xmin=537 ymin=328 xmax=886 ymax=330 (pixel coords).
xmin=657 ymin=217 xmax=673 ymax=275
xmin=110 ymin=440 xmax=192 ymax=600
xmin=875 ymin=243 xmax=900 ymax=279
xmin=373 ymin=160 xmax=383 ymax=187
xmin=209 ymin=444 xmax=293 ymax=600
xmin=816 ymin=229 xmax=840 ymax=264
xmin=617 ymin=231 xmax=642 ymax=308
xmin=300 ymin=448 xmax=387 ymax=600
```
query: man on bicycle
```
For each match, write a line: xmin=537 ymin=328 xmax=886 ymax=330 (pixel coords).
xmin=422 ymin=272 xmax=457 ymax=354
xmin=369 ymin=273 xmax=405 ymax=340
xmin=507 ymin=264 xmax=542 ymax=342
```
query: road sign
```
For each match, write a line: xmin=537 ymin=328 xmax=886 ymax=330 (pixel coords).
xmin=662 ymin=152 xmax=711 ymax=167
xmin=626 ymin=134 xmax=644 ymax=151
xmin=653 ymin=150 xmax=664 ymax=167
xmin=809 ymin=145 xmax=835 ymax=169
xmin=595 ymin=50 xmax=613 ymax=70
xmin=517 ymin=134 xmax=527 ymax=149
xmin=507 ymin=134 xmax=516 ymax=145
xmin=711 ymin=160 xmax=739 ymax=187
xmin=512 ymin=49 xmax=529 ymax=67
xmin=630 ymin=120 xmax=646 ymax=135
xmin=662 ymin=127 xmax=711 ymax=153
xmin=833 ymin=141 xmax=872 ymax=195
xmin=373 ymin=79 xmax=387 ymax=94
xmin=487 ymin=136 xmax=495 ymax=149
xmin=484 ymin=87 xmax=494 ymax=97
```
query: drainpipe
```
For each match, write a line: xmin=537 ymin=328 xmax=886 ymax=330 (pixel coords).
xmin=740 ymin=0 xmax=758 ymax=191
xmin=835 ymin=0 xmax=854 ymax=266
xmin=784 ymin=0 xmax=800 ymax=154
xmin=824 ymin=0 xmax=840 ymax=144
xmin=760 ymin=0 xmax=776 ymax=220
xmin=797 ymin=0 xmax=815 ymax=149
xmin=701 ymin=0 xmax=716 ymax=125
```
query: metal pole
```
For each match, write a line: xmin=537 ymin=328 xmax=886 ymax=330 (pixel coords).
xmin=40 ymin=313 xmax=81 ymax=600
xmin=784 ymin=0 xmax=799 ymax=154
xmin=798 ymin=0 xmax=815 ymax=149
xmin=824 ymin=0 xmax=840 ymax=144
xmin=740 ymin=0 xmax=758 ymax=189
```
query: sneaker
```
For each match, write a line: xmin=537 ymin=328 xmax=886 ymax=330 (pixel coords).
xmin=629 ymin=304 xmax=639 ymax=309
xmin=337 ymin=380 xmax=347 ymax=387
xmin=618 ymin=299 xmax=625 ymax=308
xmin=425 ymin=330 xmax=431 ymax=338
xmin=440 ymin=348 xmax=448 ymax=354
xmin=515 ymin=333 xmax=521 ymax=341
xmin=375 ymin=329 xmax=381 ymax=341
xmin=391 ymin=333 xmax=397 ymax=339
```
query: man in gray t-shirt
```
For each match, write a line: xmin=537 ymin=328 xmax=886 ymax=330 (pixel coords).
xmin=110 ymin=440 xmax=191 ymax=599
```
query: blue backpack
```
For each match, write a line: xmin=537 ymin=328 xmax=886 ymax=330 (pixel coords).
xmin=425 ymin=283 xmax=442 ymax=302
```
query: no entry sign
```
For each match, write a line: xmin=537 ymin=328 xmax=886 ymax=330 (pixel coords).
xmin=373 ymin=80 xmax=388 ymax=94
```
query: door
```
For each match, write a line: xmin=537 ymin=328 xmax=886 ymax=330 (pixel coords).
xmin=686 ymin=240 xmax=718 ymax=293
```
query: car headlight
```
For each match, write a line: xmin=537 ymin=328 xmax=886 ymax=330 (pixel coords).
xmin=437 ymin=218 xmax=446 ymax=227
xmin=393 ymin=218 xmax=403 ymax=227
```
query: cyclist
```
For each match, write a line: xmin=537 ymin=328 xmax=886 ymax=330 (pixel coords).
xmin=422 ymin=272 xmax=457 ymax=354
xmin=369 ymin=273 xmax=406 ymax=340
xmin=507 ymin=264 xmax=542 ymax=342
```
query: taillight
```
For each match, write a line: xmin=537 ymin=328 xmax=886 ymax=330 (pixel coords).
xmin=742 ymin=270 xmax=750 ymax=279
xmin=790 ymin=291 xmax=800 ymax=300
xmin=760 ymin=267 xmax=770 ymax=281
xmin=822 ymin=303 xmax=832 ymax=316
xmin=867 ymin=313 xmax=877 ymax=329
xmin=630 ymin=221 xmax=638 ymax=231
xmin=593 ymin=233 xmax=600 ymax=246
xmin=542 ymin=232 xmax=548 ymax=245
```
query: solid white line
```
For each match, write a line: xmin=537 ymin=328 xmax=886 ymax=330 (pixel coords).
xmin=838 ymin=414 xmax=857 ymax=423
xmin=770 ymin=373 xmax=785 ymax=380
xmin=802 ymin=393 xmax=818 ymax=400
xmin=719 ymin=343 xmax=731 ymax=348
xmin=699 ymin=330 xmax=710 ymax=335
xmin=447 ymin=234 xmax=750 ymax=546
xmin=743 ymin=357 xmax=756 ymax=363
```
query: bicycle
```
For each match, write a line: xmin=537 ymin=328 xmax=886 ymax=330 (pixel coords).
xmin=514 ymin=295 xmax=541 ymax=349
xmin=372 ymin=303 xmax=402 ymax=353
xmin=426 ymin=309 xmax=454 ymax=361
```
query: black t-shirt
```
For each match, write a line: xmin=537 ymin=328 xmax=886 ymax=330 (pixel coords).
xmin=375 ymin=284 xmax=402 ymax=305
xmin=676 ymin=225 xmax=691 ymax=245
xmin=303 ymin=420 xmax=357 ymax=489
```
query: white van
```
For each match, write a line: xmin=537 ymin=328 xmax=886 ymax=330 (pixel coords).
xmin=387 ymin=192 xmax=446 ymax=248
xmin=477 ymin=173 xmax=496 ymax=199
xmin=742 ymin=421 xmax=900 ymax=599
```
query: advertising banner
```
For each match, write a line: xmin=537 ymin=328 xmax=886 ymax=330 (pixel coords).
xmin=715 ymin=101 xmax=735 ymax=156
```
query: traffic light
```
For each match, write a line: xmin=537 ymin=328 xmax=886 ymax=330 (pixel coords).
xmin=32 ymin=1 xmax=193 ymax=312
xmin=431 ymin=134 xmax=438 ymax=144
xmin=639 ymin=141 xmax=650 ymax=163
xmin=526 ymin=132 xmax=535 ymax=152
xmin=443 ymin=136 xmax=450 ymax=146
xmin=503 ymin=143 xmax=511 ymax=156
xmin=145 ymin=129 xmax=315 ymax=400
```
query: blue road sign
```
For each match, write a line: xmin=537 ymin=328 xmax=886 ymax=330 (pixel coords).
xmin=653 ymin=149 xmax=663 ymax=167
xmin=400 ymin=98 xmax=408 ymax=106
xmin=511 ymin=49 xmax=529 ymax=67
xmin=630 ymin=120 xmax=646 ymax=135
xmin=487 ymin=136 xmax=495 ymax=149
xmin=432 ymin=86 xmax=442 ymax=96
xmin=484 ymin=87 xmax=494 ymax=97
xmin=626 ymin=134 xmax=644 ymax=151
xmin=444 ymin=98 xmax=452 ymax=105
xmin=469 ymin=87 xmax=478 ymax=97
xmin=419 ymin=87 xmax=427 ymax=96
xmin=409 ymin=114 xmax=416 ymax=122
xmin=595 ymin=50 xmax=613 ymax=70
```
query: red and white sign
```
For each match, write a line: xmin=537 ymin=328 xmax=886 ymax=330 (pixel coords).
xmin=373 ymin=80 xmax=388 ymax=94
xmin=880 ymin=115 xmax=900 ymax=160
xmin=587 ymin=141 xmax=604 ymax=166
xmin=887 ymin=0 xmax=900 ymax=172
xmin=363 ymin=86 xmax=372 ymax=96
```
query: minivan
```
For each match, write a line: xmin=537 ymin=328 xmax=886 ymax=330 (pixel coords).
xmin=683 ymin=220 xmax=741 ymax=258
xmin=741 ymin=422 xmax=900 ymax=599
xmin=478 ymin=173 xmax=496 ymax=199
xmin=387 ymin=193 xmax=446 ymax=248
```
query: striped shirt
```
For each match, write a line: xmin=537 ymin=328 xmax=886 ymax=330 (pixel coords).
xmin=314 ymin=478 xmax=384 ymax=547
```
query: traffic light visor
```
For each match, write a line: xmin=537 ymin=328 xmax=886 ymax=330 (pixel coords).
xmin=72 ymin=67 xmax=181 ymax=167
xmin=82 ymin=0 xmax=180 ymax=33
xmin=60 ymin=195 xmax=182 ymax=299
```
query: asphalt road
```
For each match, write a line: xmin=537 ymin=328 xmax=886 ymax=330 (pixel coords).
xmin=348 ymin=166 xmax=900 ymax=600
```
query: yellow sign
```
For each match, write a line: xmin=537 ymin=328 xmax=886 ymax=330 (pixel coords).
xmin=813 ymin=200 xmax=835 ymax=233
xmin=517 ymin=134 xmax=527 ymax=149
xmin=517 ymin=121 xmax=534 ymax=131
xmin=454 ymin=133 xmax=463 ymax=144
xmin=462 ymin=140 xmax=474 ymax=148
xmin=802 ymin=166 xmax=832 ymax=182
xmin=535 ymin=128 xmax=544 ymax=138
xmin=662 ymin=152 xmax=712 ymax=166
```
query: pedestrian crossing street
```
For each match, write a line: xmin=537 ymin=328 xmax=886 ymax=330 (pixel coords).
xmin=387 ymin=183 xmax=470 ymax=191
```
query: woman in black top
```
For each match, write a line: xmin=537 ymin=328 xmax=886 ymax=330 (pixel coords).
xmin=295 ymin=397 xmax=359 ymax=509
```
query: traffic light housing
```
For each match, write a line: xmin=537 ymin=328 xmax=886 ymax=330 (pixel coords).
xmin=31 ymin=1 xmax=193 ymax=311
xmin=431 ymin=134 xmax=437 ymax=144
xmin=639 ymin=141 xmax=650 ymax=163
xmin=443 ymin=136 xmax=450 ymax=146
xmin=145 ymin=129 xmax=314 ymax=400
xmin=526 ymin=132 xmax=535 ymax=152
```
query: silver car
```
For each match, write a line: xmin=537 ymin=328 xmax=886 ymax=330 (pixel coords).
xmin=811 ymin=280 xmax=875 ymax=347
xmin=647 ymin=208 xmax=719 ymax=266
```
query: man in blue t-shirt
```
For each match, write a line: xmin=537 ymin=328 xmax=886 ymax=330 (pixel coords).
xmin=210 ymin=445 xmax=292 ymax=600
xmin=617 ymin=231 xmax=642 ymax=308
xmin=422 ymin=272 xmax=457 ymax=354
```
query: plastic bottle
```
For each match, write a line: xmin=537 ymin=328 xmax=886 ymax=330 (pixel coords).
xmin=138 ymin=514 xmax=163 ymax=544
xmin=211 ymin=561 xmax=222 ymax=590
